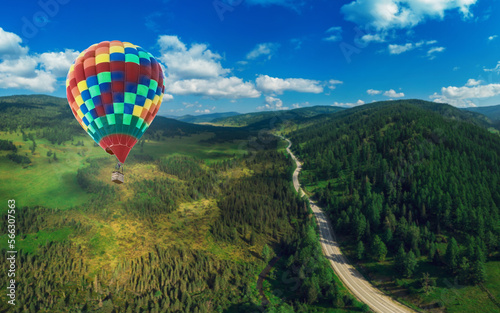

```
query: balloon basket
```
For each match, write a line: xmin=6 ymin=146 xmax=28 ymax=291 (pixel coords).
xmin=111 ymin=171 xmax=124 ymax=184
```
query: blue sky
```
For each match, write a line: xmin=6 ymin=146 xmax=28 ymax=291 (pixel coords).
xmin=0 ymin=0 xmax=499 ymax=115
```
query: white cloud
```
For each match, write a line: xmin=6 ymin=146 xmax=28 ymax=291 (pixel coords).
xmin=0 ymin=69 xmax=57 ymax=93
xmin=430 ymin=81 xmax=500 ymax=107
xmin=246 ymin=42 xmax=279 ymax=60
xmin=484 ymin=61 xmax=500 ymax=73
xmin=182 ymin=101 xmax=199 ymax=108
xmin=359 ymin=33 xmax=387 ymax=43
xmin=328 ymin=79 xmax=343 ymax=89
xmin=367 ymin=89 xmax=382 ymax=95
xmin=39 ymin=49 xmax=80 ymax=77
xmin=167 ymin=77 xmax=261 ymax=99
xmin=342 ymin=0 xmax=477 ymax=31
xmin=388 ymin=43 xmax=414 ymax=54
xmin=0 ymin=29 xmax=78 ymax=93
xmin=333 ymin=99 xmax=365 ymax=107
xmin=158 ymin=35 xmax=229 ymax=80
xmin=488 ymin=35 xmax=498 ymax=41
xmin=255 ymin=75 xmax=323 ymax=94
xmin=384 ymin=89 xmax=405 ymax=97
xmin=388 ymin=40 xmax=438 ymax=54
xmin=158 ymin=35 xmax=261 ymax=99
xmin=257 ymin=96 xmax=289 ymax=111
xmin=324 ymin=26 xmax=343 ymax=42
xmin=0 ymin=27 xmax=28 ymax=58
xmin=195 ymin=109 xmax=211 ymax=114
xmin=163 ymin=93 xmax=174 ymax=101
xmin=465 ymin=78 xmax=482 ymax=86
xmin=291 ymin=101 xmax=310 ymax=109
xmin=427 ymin=46 xmax=445 ymax=59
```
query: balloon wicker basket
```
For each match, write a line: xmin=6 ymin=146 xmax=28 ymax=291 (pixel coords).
xmin=111 ymin=171 xmax=124 ymax=184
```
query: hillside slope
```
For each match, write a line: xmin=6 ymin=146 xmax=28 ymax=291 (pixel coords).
xmin=289 ymin=99 xmax=500 ymax=312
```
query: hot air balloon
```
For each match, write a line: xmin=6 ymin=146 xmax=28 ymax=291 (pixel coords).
xmin=66 ymin=40 xmax=165 ymax=184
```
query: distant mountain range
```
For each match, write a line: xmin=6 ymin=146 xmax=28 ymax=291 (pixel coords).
xmin=463 ymin=104 xmax=500 ymax=121
xmin=162 ymin=112 xmax=241 ymax=124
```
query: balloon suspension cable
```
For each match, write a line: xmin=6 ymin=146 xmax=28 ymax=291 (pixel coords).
xmin=115 ymin=161 xmax=124 ymax=174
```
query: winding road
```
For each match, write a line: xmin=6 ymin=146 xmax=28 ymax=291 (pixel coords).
xmin=282 ymin=136 xmax=414 ymax=313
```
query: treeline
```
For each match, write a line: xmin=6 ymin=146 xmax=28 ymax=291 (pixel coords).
xmin=210 ymin=150 xmax=306 ymax=242
xmin=209 ymin=139 xmax=360 ymax=311
xmin=290 ymin=101 xmax=500 ymax=284
xmin=0 ymin=139 xmax=17 ymax=152
xmin=7 ymin=153 xmax=31 ymax=165
xmin=76 ymin=158 xmax=114 ymax=195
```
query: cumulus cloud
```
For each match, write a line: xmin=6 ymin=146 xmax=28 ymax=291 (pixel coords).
xmin=163 ymin=93 xmax=174 ymax=101
xmin=255 ymin=75 xmax=323 ymax=94
xmin=39 ymin=50 xmax=80 ymax=77
xmin=488 ymin=35 xmax=498 ymax=41
xmin=257 ymin=96 xmax=289 ymax=111
xmin=246 ymin=42 xmax=280 ymax=60
xmin=333 ymin=99 xmax=365 ymax=107
xmin=465 ymin=78 xmax=482 ymax=86
xmin=341 ymin=0 xmax=477 ymax=30
xmin=430 ymin=80 xmax=500 ymax=107
xmin=167 ymin=77 xmax=260 ymax=99
xmin=159 ymin=35 xmax=229 ymax=80
xmin=0 ymin=27 xmax=28 ymax=58
xmin=324 ymin=26 xmax=343 ymax=42
xmin=367 ymin=89 xmax=382 ymax=95
xmin=359 ymin=33 xmax=387 ymax=43
xmin=342 ymin=0 xmax=477 ymax=31
xmin=0 ymin=28 xmax=78 ymax=93
xmin=384 ymin=89 xmax=405 ymax=97
xmin=388 ymin=43 xmax=414 ymax=54
xmin=158 ymin=35 xmax=260 ymax=99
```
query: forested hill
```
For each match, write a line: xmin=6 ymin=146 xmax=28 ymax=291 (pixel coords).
xmin=464 ymin=104 xmax=500 ymax=121
xmin=289 ymin=99 xmax=500 ymax=298
xmin=0 ymin=94 xmax=252 ymax=141
xmin=212 ymin=105 xmax=345 ymax=127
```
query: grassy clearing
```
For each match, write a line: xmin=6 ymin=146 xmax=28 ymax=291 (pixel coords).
xmin=0 ymin=227 xmax=74 ymax=254
xmin=0 ymin=131 xmax=102 ymax=210
xmin=0 ymin=131 xmax=248 ymax=211
xmin=133 ymin=132 xmax=247 ymax=163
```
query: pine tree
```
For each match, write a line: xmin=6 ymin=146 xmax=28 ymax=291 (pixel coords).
xmin=471 ymin=259 xmax=486 ymax=284
xmin=394 ymin=244 xmax=406 ymax=275
xmin=445 ymin=237 xmax=459 ymax=272
xmin=356 ymin=241 xmax=365 ymax=260
xmin=404 ymin=250 xmax=417 ymax=278
xmin=262 ymin=244 xmax=271 ymax=263
xmin=371 ymin=235 xmax=387 ymax=262
xmin=421 ymin=272 xmax=433 ymax=295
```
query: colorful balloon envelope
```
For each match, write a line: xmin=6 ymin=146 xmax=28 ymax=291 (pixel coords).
xmin=66 ymin=40 xmax=165 ymax=164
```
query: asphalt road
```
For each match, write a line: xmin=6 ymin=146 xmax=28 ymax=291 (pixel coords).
xmin=282 ymin=136 xmax=415 ymax=313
